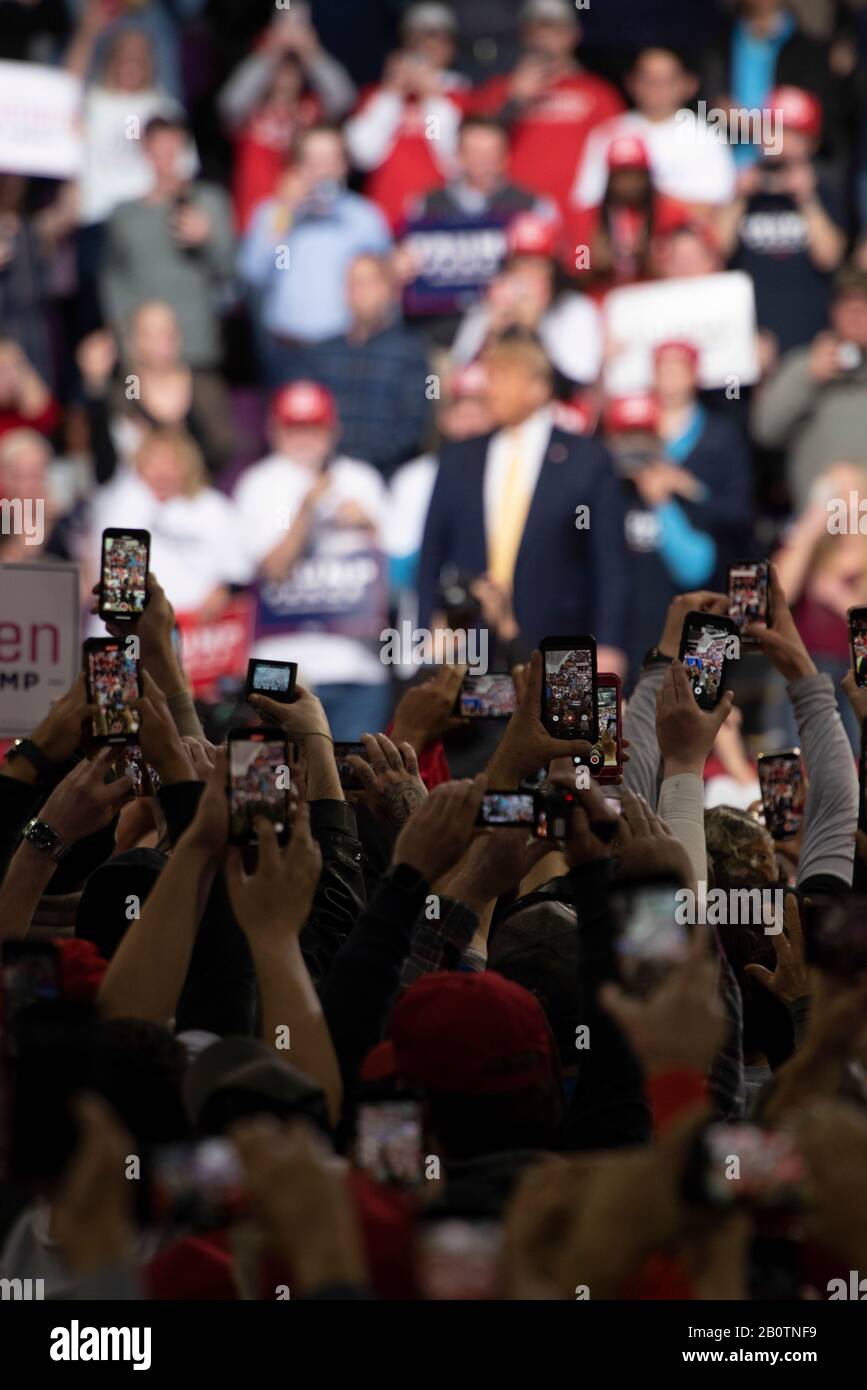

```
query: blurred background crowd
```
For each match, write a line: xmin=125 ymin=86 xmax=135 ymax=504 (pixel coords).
xmin=3 ymin=0 xmax=867 ymax=764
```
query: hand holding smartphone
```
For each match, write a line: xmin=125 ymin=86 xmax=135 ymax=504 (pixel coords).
xmin=99 ymin=528 xmax=150 ymax=622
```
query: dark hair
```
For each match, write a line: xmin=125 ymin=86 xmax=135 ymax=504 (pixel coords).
xmin=10 ymin=1011 xmax=189 ymax=1188
xmin=833 ymin=266 xmax=867 ymax=301
xmin=144 ymin=113 xmax=189 ymax=141
xmin=458 ymin=115 xmax=508 ymax=141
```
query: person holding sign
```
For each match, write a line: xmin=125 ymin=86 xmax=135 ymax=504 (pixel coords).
xmin=234 ymin=382 xmax=390 ymax=740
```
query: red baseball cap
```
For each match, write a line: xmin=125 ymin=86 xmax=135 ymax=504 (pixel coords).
xmin=607 ymin=135 xmax=651 ymax=171
xmin=653 ymin=339 xmax=701 ymax=371
xmin=270 ymin=381 xmax=336 ymax=429
xmin=507 ymin=212 xmax=559 ymax=260
xmin=603 ymin=394 xmax=659 ymax=435
xmin=769 ymin=85 xmax=822 ymax=140
xmin=361 ymin=972 xmax=556 ymax=1096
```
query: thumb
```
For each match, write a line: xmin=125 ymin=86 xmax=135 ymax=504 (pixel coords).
xmin=745 ymin=962 xmax=775 ymax=992
xmin=712 ymin=690 xmax=735 ymax=730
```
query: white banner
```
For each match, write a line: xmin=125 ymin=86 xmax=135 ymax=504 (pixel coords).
xmin=0 ymin=61 xmax=83 ymax=179
xmin=604 ymin=272 xmax=759 ymax=395
xmin=0 ymin=563 xmax=81 ymax=737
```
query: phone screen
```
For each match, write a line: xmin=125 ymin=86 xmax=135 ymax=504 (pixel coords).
xmin=228 ymin=732 xmax=288 ymax=843
xmin=728 ymin=561 xmax=769 ymax=632
xmin=575 ymin=677 xmax=620 ymax=776
xmin=850 ymin=608 xmax=867 ymax=687
xmin=355 ymin=1101 xmax=423 ymax=1187
xmin=334 ymin=741 xmax=367 ymax=791
xmin=418 ymin=1220 xmax=503 ymax=1301
xmin=476 ymin=791 xmax=535 ymax=827
xmin=700 ymin=1124 xmax=805 ymax=1209
xmin=679 ymin=616 xmax=734 ymax=710
xmin=100 ymin=530 xmax=149 ymax=619
xmin=542 ymin=641 xmax=597 ymax=740
xmin=455 ymin=673 xmax=517 ymax=719
xmin=152 ymin=1138 xmax=245 ymax=1229
xmin=246 ymin=659 xmax=297 ymax=703
xmin=758 ymin=752 xmax=804 ymax=841
xmin=85 ymin=640 xmax=141 ymax=741
xmin=611 ymin=884 xmax=689 ymax=996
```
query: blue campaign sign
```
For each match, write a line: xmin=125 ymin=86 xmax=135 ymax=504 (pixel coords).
xmin=255 ymin=549 xmax=388 ymax=640
xmin=402 ymin=214 xmax=511 ymax=316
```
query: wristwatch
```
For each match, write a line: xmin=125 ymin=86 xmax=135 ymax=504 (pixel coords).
xmin=21 ymin=817 xmax=70 ymax=864
xmin=642 ymin=647 xmax=675 ymax=670
xmin=5 ymin=737 xmax=55 ymax=785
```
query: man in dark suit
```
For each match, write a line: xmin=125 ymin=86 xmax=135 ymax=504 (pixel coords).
xmin=418 ymin=331 xmax=628 ymax=670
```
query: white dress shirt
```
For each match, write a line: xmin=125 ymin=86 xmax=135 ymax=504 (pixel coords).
xmin=483 ymin=405 xmax=554 ymax=546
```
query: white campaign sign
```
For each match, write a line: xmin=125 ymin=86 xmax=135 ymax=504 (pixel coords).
xmin=604 ymin=272 xmax=759 ymax=394
xmin=0 ymin=564 xmax=81 ymax=737
xmin=0 ymin=61 xmax=83 ymax=179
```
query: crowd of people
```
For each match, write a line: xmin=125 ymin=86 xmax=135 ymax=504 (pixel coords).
xmin=3 ymin=0 xmax=867 ymax=1316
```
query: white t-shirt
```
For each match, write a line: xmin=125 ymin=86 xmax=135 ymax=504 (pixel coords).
xmin=90 ymin=472 xmax=248 ymax=615
xmin=79 ymin=87 xmax=196 ymax=226
xmin=234 ymin=452 xmax=389 ymax=687
xmin=571 ymin=110 xmax=737 ymax=210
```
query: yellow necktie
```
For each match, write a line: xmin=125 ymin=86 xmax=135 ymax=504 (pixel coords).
xmin=488 ymin=426 xmax=533 ymax=591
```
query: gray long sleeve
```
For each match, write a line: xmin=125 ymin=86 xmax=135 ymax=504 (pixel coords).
xmin=622 ymin=664 xmax=667 ymax=802
xmin=791 ymin=671 xmax=858 ymax=890
xmin=750 ymin=350 xmax=816 ymax=449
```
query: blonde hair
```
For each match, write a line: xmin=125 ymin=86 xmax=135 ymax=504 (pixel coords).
xmin=704 ymin=806 xmax=776 ymax=887
xmin=135 ymin=427 xmax=207 ymax=498
xmin=483 ymin=333 xmax=553 ymax=385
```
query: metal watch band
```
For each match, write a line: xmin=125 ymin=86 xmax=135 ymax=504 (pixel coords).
xmin=21 ymin=817 xmax=70 ymax=864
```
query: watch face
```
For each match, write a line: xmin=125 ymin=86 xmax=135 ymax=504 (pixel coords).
xmin=25 ymin=820 xmax=61 ymax=857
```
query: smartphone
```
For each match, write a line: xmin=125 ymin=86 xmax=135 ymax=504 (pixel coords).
xmin=245 ymin=658 xmax=298 ymax=705
xmin=98 ymin=528 xmax=150 ymax=622
xmin=334 ymin=741 xmax=368 ymax=792
xmin=83 ymin=636 xmax=142 ymax=743
xmin=226 ymin=727 xmax=289 ymax=846
xmin=610 ymin=880 xmax=689 ymax=996
xmin=728 ymin=560 xmax=770 ymax=635
xmin=575 ymin=673 xmax=622 ymax=779
xmin=454 ymin=672 xmax=518 ymax=719
xmin=151 ymin=1138 xmax=245 ymax=1230
xmin=1 ymin=942 xmax=61 ymax=1053
xmin=757 ymin=750 xmax=804 ymax=841
xmin=848 ymin=606 xmax=867 ymax=687
xmin=475 ymin=791 xmax=535 ymax=828
xmin=804 ymin=896 xmax=867 ymax=974
xmin=120 ymin=744 xmax=160 ymax=798
xmin=685 ymin=1124 xmax=805 ymax=1211
xmin=678 ymin=612 xmax=738 ymax=711
xmin=354 ymin=1100 xmax=423 ymax=1187
xmin=540 ymin=635 xmax=597 ymax=741
xmin=417 ymin=1219 xmax=503 ymax=1301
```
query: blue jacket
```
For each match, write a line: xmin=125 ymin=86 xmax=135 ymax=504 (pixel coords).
xmin=418 ymin=426 xmax=628 ymax=651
